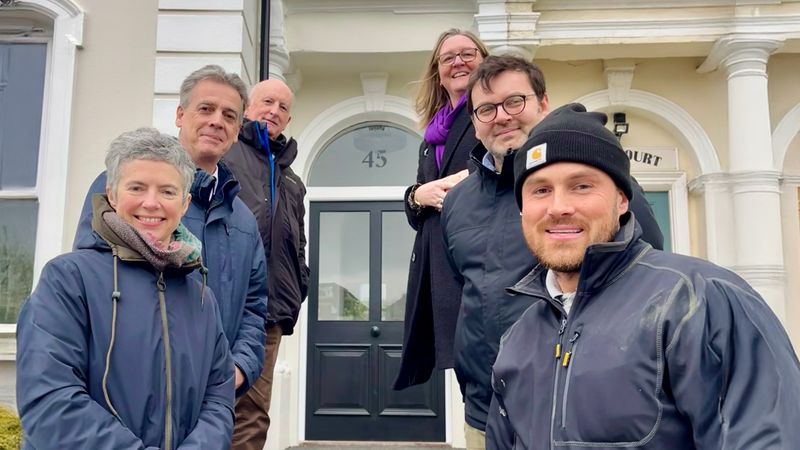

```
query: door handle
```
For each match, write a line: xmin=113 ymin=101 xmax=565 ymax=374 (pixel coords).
xmin=370 ymin=325 xmax=381 ymax=337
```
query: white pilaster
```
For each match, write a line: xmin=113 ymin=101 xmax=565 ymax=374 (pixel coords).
xmin=697 ymin=35 xmax=787 ymax=318
xmin=153 ymin=1 xmax=259 ymax=133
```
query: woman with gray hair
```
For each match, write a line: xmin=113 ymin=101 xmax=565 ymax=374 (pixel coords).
xmin=16 ymin=128 xmax=235 ymax=449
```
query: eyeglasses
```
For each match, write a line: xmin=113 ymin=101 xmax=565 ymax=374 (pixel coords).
xmin=472 ymin=94 xmax=538 ymax=123
xmin=437 ymin=48 xmax=479 ymax=66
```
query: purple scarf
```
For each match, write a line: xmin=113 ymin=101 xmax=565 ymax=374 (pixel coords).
xmin=424 ymin=95 xmax=467 ymax=170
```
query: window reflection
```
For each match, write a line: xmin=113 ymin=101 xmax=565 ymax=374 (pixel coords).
xmin=317 ymin=212 xmax=370 ymax=321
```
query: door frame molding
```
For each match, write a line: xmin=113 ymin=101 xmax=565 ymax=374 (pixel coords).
xmin=299 ymin=189 xmax=454 ymax=443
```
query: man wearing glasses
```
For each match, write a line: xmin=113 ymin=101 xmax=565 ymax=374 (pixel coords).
xmin=440 ymin=55 xmax=663 ymax=449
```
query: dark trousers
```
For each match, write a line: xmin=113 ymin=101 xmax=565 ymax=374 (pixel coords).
xmin=231 ymin=325 xmax=283 ymax=450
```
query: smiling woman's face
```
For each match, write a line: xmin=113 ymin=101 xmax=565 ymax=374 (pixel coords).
xmin=437 ymin=34 xmax=483 ymax=106
xmin=107 ymin=159 xmax=190 ymax=247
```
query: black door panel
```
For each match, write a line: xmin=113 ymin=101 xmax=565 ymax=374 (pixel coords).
xmin=306 ymin=201 xmax=445 ymax=441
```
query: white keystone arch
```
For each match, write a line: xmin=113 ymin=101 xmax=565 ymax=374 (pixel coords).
xmin=773 ymin=103 xmax=800 ymax=172
xmin=575 ymin=89 xmax=721 ymax=175
xmin=12 ymin=0 xmax=83 ymax=283
xmin=294 ymin=95 xmax=420 ymax=182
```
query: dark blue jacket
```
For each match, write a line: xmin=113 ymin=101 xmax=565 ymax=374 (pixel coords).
xmin=442 ymin=145 xmax=664 ymax=431
xmin=487 ymin=214 xmax=800 ymax=449
xmin=74 ymin=165 xmax=268 ymax=395
xmin=17 ymin=197 xmax=234 ymax=449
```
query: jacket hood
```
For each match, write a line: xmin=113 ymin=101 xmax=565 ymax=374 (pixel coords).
xmin=508 ymin=212 xmax=650 ymax=303
xmin=237 ymin=118 xmax=299 ymax=168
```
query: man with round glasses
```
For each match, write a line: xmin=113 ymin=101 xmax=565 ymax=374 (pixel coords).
xmin=440 ymin=55 xmax=663 ymax=447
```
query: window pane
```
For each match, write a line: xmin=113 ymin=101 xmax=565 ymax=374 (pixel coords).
xmin=318 ymin=212 xmax=370 ymax=321
xmin=308 ymin=123 xmax=422 ymax=187
xmin=381 ymin=211 xmax=414 ymax=321
xmin=0 ymin=43 xmax=47 ymax=189
xmin=0 ymin=199 xmax=37 ymax=323
xmin=643 ymin=191 xmax=671 ymax=252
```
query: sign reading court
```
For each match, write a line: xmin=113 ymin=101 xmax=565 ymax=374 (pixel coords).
xmin=625 ymin=147 xmax=678 ymax=172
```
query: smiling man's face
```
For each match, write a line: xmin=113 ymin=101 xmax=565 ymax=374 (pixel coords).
xmin=471 ymin=70 xmax=548 ymax=164
xmin=175 ymin=79 xmax=242 ymax=173
xmin=245 ymin=79 xmax=293 ymax=140
xmin=520 ymin=162 xmax=628 ymax=273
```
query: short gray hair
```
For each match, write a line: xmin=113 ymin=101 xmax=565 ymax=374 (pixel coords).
xmin=179 ymin=64 xmax=248 ymax=118
xmin=105 ymin=128 xmax=196 ymax=200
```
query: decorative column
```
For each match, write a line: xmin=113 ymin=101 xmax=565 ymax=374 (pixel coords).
xmin=697 ymin=34 xmax=786 ymax=318
xmin=474 ymin=0 xmax=540 ymax=59
xmin=267 ymin=0 xmax=291 ymax=82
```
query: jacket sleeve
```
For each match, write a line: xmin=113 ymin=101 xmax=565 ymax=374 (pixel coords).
xmin=485 ymin=377 xmax=514 ymax=450
xmin=177 ymin=295 xmax=235 ymax=449
xmin=666 ymin=276 xmax=800 ymax=449
xmin=16 ymin=260 xmax=150 ymax=450
xmin=232 ymin=230 xmax=268 ymax=396
xmin=73 ymin=171 xmax=108 ymax=250
xmin=628 ymin=177 xmax=664 ymax=250
xmin=404 ymin=141 xmax=435 ymax=231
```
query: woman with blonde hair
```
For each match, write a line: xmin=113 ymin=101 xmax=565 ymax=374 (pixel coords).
xmin=395 ymin=29 xmax=489 ymax=391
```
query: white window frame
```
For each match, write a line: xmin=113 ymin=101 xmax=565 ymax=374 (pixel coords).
xmin=0 ymin=0 xmax=83 ymax=353
xmin=634 ymin=171 xmax=691 ymax=256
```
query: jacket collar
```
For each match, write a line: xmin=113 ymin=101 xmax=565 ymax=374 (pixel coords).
xmin=237 ymin=118 xmax=299 ymax=169
xmin=508 ymin=213 xmax=651 ymax=305
xmin=191 ymin=162 xmax=240 ymax=218
xmin=469 ymin=142 xmax=517 ymax=187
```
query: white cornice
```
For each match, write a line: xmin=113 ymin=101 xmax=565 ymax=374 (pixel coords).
xmin=535 ymin=0 xmax=780 ymax=10
xmin=285 ymin=0 xmax=476 ymax=15
xmin=533 ymin=14 xmax=800 ymax=43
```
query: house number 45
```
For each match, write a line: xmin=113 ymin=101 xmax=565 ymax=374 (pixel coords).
xmin=362 ymin=150 xmax=387 ymax=168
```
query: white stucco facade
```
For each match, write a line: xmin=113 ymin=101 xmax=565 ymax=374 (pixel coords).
xmin=2 ymin=0 xmax=800 ymax=448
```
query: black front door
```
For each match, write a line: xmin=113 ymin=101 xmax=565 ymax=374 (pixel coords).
xmin=306 ymin=201 xmax=445 ymax=441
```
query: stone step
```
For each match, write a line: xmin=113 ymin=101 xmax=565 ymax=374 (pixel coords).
xmin=287 ymin=442 xmax=464 ymax=450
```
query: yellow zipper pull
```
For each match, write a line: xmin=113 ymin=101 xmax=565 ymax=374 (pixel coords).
xmin=562 ymin=331 xmax=581 ymax=368
xmin=555 ymin=318 xmax=567 ymax=360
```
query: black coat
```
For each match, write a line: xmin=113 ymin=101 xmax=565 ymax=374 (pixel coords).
xmin=394 ymin=108 xmax=478 ymax=390
xmin=224 ymin=121 xmax=310 ymax=335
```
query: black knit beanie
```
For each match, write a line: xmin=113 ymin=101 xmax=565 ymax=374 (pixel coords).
xmin=513 ymin=102 xmax=632 ymax=209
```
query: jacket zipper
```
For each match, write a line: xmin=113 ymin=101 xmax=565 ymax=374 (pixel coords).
xmin=549 ymin=317 xmax=568 ymax=449
xmin=157 ymin=273 xmax=173 ymax=450
xmin=560 ymin=332 xmax=581 ymax=429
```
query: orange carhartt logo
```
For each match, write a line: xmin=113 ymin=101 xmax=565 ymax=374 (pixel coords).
xmin=526 ymin=143 xmax=547 ymax=169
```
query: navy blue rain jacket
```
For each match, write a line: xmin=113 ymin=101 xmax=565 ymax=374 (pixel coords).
xmin=441 ymin=146 xmax=664 ymax=431
xmin=74 ymin=166 xmax=268 ymax=395
xmin=17 ymin=198 xmax=235 ymax=449
xmin=487 ymin=214 xmax=800 ymax=449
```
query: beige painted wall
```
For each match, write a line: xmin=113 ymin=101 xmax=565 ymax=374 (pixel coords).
xmin=782 ymin=133 xmax=800 ymax=349
xmin=62 ymin=0 xmax=159 ymax=251
xmin=769 ymin=54 xmax=800 ymax=137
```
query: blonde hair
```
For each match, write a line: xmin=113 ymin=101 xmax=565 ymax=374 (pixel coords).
xmin=414 ymin=29 xmax=489 ymax=129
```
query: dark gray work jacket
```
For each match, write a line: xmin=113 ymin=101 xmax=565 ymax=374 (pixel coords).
xmin=486 ymin=215 xmax=800 ymax=449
